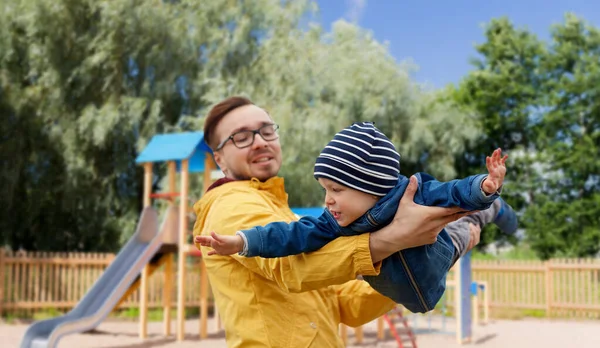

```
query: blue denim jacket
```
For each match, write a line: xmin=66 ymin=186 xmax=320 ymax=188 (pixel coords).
xmin=240 ymin=172 xmax=499 ymax=313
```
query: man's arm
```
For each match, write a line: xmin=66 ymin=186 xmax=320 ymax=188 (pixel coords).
xmin=195 ymin=191 xmax=381 ymax=293
xmin=239 ymin=210 xmax=338 ymax=257
xmin=331 ymin=280 xmax=396 ymax=327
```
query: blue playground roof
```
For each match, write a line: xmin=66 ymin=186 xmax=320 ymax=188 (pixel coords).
xmin=291 ymin=207 xmax=325 ymax=217
xmin=135 ymin=132 xmax=215 ymax=173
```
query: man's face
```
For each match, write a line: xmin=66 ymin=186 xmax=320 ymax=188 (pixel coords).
xmin=212 ymin=104 xmax=282 ymax=181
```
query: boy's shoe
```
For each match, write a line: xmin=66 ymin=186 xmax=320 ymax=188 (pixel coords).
xmin=494 ymin=198 xmax=518 ymax=235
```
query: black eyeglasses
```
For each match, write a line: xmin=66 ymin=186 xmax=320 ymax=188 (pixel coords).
xmin=215 ymin=124 xmax=280 ymax=151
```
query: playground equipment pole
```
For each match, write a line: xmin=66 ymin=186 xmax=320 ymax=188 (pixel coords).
xmin=139 ymin=162 xmax=153 ymax=338
xmin=377 ymin=317 xmax=384 ymax=339
xmin=455 ymin=251 xmax=472 ymax=344
xmin=339 ymin=324 xmax=347 ymax=345
xmin=471 ymin=281 xmax=490 ymax=326
xmin=199 ymin=156 xmax=216 ymax=338
xmin=483 ymin=281 xmax=490 ymax=323
xmin=177 ymin=160 xmax=189 ymax=341
xmin=163 ymin=161 xmax=177 ymax=336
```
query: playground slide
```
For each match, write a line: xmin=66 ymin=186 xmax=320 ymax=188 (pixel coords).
xmin=113 ymin=252 xmax=171 ymax=309
xmin=19 ymin=206 xmax=169 ymax=348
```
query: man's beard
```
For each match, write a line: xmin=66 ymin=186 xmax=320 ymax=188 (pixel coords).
xmin=227 ymin=169 xmax=275 ymax=182
xmin=228 ymin=171 xmax=251 ymax=181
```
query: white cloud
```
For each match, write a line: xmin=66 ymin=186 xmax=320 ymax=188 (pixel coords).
xmin=345 ymin=0 xmax=367 ymax=23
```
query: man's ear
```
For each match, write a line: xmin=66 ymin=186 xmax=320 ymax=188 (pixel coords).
xmin=213 ymin=151 xmax=227 ymax=174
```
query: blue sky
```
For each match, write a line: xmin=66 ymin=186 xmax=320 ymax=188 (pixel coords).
xmin=314 ymin=0 xmax=600 ymax=88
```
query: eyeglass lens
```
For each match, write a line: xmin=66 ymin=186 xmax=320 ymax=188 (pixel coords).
xmin=232 ymin=124 xmax=278 ymax=148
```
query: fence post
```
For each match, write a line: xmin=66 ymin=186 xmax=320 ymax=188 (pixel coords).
xmin=0 ymin=249 xmax=4 ymax=319
xmin=545 ymin=260 xmax=552 ymax=317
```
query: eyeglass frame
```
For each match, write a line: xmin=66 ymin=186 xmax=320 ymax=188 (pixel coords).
xmin=214 ymin=123 xmax=280 ymax=151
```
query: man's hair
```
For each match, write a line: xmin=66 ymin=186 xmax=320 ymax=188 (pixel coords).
xmin=203 ymin=96 xmax=254 ymax=149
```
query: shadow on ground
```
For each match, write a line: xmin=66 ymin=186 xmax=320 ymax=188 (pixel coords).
xmin=80 ymin=329 xmax=226 ymax=348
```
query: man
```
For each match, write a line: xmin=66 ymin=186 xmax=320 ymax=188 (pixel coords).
xmin=192 ymin=96 xmax=476 ymax=347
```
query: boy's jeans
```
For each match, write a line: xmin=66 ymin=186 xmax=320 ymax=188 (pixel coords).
xmin=342 ymin=205 xmax=456 ymax=313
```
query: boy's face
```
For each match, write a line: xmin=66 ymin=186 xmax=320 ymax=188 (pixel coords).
xmin=318 ymin=178 xmax=379 ymax=227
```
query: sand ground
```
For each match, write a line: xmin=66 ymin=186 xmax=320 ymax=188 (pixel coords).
xmin=2 ymin=315 xmax=599 ymax=348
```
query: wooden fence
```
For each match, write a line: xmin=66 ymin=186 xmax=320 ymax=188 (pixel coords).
xmin=444 ymin=259 xmax=600 ymax=319
xmin=0 ymin=250 xmax=210 ymax=318
xmin=1 ymin=250 xmax=600 ymax=319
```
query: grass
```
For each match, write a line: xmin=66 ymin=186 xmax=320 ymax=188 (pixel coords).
xmin=1 ymin=306 xmax=213 ymax=325
xmin=2 ymin=313 xmax=21 ymax=324
xmin=32 ymin=308 xmax=63 ymax=321
xmin=429 ymin=302 xmax=548 ymax=321
xmin=105 ymin=306 xmax=209 ymax=322
xmin=113 ymin=307 xmax=168 ymax=321
xmin=472 ymin=243 xmax=540 ymax=261
xmin=0 ymin=308 xmax=65 ymax=324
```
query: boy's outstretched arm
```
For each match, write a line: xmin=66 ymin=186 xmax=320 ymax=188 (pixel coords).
xmin=238 ymin=211 xmax=339 ymax=257
xmin=196 ymin=210 xmax=339 ymax=258
xmin=195 ymin=232 xmax=245 ymax=256
xmin=419 ymin=148 xmax=508 ymax=210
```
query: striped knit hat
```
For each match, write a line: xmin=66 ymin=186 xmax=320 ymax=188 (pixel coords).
xmin=314 ymin=122 xmax=400 ymax=197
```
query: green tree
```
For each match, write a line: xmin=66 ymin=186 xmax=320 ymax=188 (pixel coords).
xmin=524 ymin=14 xmax=600 ymax=259
xmin=454 ymin=14 xmax=600 ymax=258
xmin=0 ymin=0 xmax=197 ymax=250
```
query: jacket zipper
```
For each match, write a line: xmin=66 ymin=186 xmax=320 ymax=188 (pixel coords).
xmin=367 ymin=212 xmax=430 ymax=312
xmin=398 ymin=251 xmax=429 ymax=312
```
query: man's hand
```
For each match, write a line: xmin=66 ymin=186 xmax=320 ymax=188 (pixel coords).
xmin=369 ymin=175 xmax=476 ymax=263
xmin=482 ymin=148 xmax=508 ymax=194
xmin=195 ymin=231 xmax=244 ymax=256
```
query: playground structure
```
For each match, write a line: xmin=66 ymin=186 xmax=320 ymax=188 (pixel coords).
xmin=18 ymin=130 xmax=495 ymax=347
xmin=132 ymin=131 xmax=217 ymax=341
xmin=453 ymin=250 xmax=492 ymax=343
xmin=19 ymin=131 xmax=220 ymax=347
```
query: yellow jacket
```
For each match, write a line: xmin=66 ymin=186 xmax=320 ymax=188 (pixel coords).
xmin=192 ymin=177 xmax=396 ymax=347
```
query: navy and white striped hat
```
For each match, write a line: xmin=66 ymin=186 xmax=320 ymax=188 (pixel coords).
xmin=313 ymin=122 xmax=400 ymax=197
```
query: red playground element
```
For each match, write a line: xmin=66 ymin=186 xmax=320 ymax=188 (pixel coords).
xmin=149 ymin=192 xmax=181 ymax=201
xmin=382 ymin=307 xmax=418 ymax=348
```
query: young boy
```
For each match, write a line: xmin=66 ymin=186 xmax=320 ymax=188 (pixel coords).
xmin=196 ymin=122 xmax=508 ymax=313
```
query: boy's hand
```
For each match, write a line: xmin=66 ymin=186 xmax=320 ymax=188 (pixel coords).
xmin=482 ymin=148 xmax=508 ymax=194
xmin=194 ymin=231 xmax=244 ymax=256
